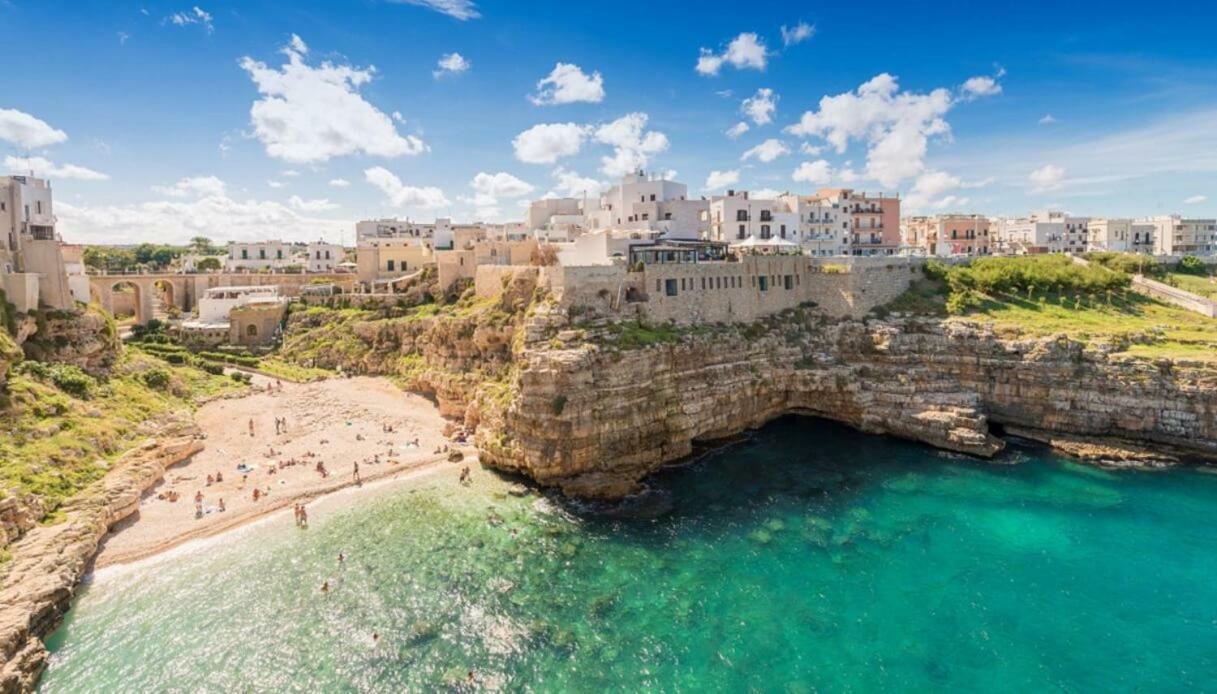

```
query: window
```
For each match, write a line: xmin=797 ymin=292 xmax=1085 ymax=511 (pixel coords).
xmin=758 ymin=276 xmax=769 ymax=291
xmin=246 ymin=324 xmax=258 ymax=337
xmin=259 ymin=249 xmax=267 ymax=259
xmin=277 ymin=249 xmax=283 ymax=259
xmin=650 ymin=194 xmax=656 ymax=201
xmin=780 ymin=225 xmax=787 ymax=239
xmin=738 ymin=225 xmax=746 ymax=240
xmin=665 ymin=279 xmax=678 ymax=296
xmin=242 ymin=249 xmax=249 ymax=259
xmin=761 ymin=225 xmax=771 ymax=239
xmin=784 ymin=275 xmax=793 ymax=290
xmin=387 ymin=259 xmax=395 ymax=271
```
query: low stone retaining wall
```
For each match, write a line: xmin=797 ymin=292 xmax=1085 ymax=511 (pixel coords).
xmin=1131 ymin=275 xmax=1217 ymax=317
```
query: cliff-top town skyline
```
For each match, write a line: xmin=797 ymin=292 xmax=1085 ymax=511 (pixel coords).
xmin=1 ymin=0 xmax=1215 ymax=249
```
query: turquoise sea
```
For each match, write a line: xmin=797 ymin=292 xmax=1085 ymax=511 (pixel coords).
xmin=41 ymin=417 xmax=1217 ymax=691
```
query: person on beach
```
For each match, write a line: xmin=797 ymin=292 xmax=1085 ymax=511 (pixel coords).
xmin=218 ymin=498 xmax=226 ymax=512
xmin=253 ymin=488 xmax=261 ymax=502
xmin=299 ymin=504 xmax=308 ymax=527
xmin=338 ymin=552 xmax=345 ymax=564
xmin=459 ymin=466 xmax=471 ymax=485
xmin=353 ymin=461 xmax=361 ymax=485
xmin=206 ymin=474 xmax=214 ymax=486
xmin=248 ymin=418 xmax=255 ymax=437
xmin=215 ymin=471 xmax=223 ymax=483
xmin=320 ymin=580 xmax=329 ymax=593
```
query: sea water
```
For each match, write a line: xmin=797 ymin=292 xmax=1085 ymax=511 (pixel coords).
xmin=40 ymin=417 xmax=1217 ymax=691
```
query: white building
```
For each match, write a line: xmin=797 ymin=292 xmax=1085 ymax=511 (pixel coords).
xmin=1087 ymin=218 xmax=1154 ymax=254
xmin=356 ymin=218 xmax=454 ymax=250
xmin=776 ymin=194 xmax=851 ymax=256
xmin=306 ymin=241 xmax=344 ymax=273
xmin=1145 ymin=216 xmax=1217 ymax=256
xmin=225 ymin=241 xmax=298 ymax=272
xmin=585 ymin=172 xmax=708 ymax=240
xmin=705 ymin=190 xmax=799 ymax=245
xmin=994 ymin=214 xmax=1065 ymax=254
xmin=0 ymin=175 xmax=73 ymax=311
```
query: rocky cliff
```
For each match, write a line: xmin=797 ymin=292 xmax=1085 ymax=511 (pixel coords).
xmin=0 ymin=420 xmax=202 ymax=693
xmin=16 ymin=307 xmax=119 ymax=377
xmin=475 ymin=309 xmax=1217 ymax=498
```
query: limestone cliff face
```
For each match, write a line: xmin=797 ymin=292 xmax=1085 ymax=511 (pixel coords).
xmin=476 ymin=312 xmax=1217 ymax=498
xmin=17 ymin=307 xmax=119 ymax=377
xmin=0 ymin=421 xmax=202 ymax=693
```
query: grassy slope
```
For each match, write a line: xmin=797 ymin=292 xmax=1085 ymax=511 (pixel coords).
xmin=0 ymin=350 xmax=244 ymax=516
xmin=885 ymin=259 xmax=1217 ymax=363
xmin=1164 ymin=271 xmax=1217 ymax=300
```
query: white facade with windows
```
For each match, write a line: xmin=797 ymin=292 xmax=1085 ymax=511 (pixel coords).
xmin=306 ymin=241 xmax=344 ymax=273
xmin=356 ymin=218 xmax=454 ymax=250
xmin=226 ymin=241 xmax=297 ymax=271
xmin=1146 ymin=215 xmax=1217 ymax=256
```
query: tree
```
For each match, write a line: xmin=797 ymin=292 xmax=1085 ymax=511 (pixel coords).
xmin=196 ymin=256 xmax=222 ymax=272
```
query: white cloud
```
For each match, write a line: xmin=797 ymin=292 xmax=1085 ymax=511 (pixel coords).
xmin=329 ymin=178 xmax=351 ymax=188
xmin=799 ymin=142 xmax=822 ymax=156
xmin=288 ymin=195 xmax=338 ymax=212
xmin=151 ymin=175 xmax=226 ymax=197
xmin=751 ymin=188 xmax=786 ymax=200
xmin=696 ymin=32 xmax=767 ymax=76
xmin=726 ymin=122 xmax=750 ymax=139
xmin=433 ymin=52 xmax=470 ymax=78
xmin=780 ymin=22 xmax=815 ymax=46
xmin=1184 ymin=195 xmax=1207 ymax=204
xmin=239 ymin=35 xmax=427 ymax=164
xmin=792 ymin=159 xmax=833 ymax=185
xmin=267 ymin=180 xmax=285 ymax=189
xmin=56 ymin=195 xmax=350 ymax=245
xmin=4 ymin=155 xmax=108 ymax=181
xmin=512 ymin=122 xmax=588 ymax=164
xmin=594 ymin=112 xmax=669 ymax=177
xmin=1039 ymin=114 xmax=1057 ymax=125
xmin=903 ymin=170 xmax=968 ymax=210
xmin=168 ymin=6 xmax=213 ymax=32
xmin=1028 ymin=164 xmax=1066 ymax=193
xmin=393 ymin=0 xmax=480 ymax=20
xmin=364 ymin=166 xmax=450 ymax=209
xmin=705 ymin=169 xmax=740 ymax=191
xmin=529 ymin=63 xmax=605 ymax=105
xmin=465 ymin=171 xmax=534 ymax=206
xmin=960 ymin=75 xmax=1002 ymax=100
xmin=785 ymin=73 xmax=955 ymax=188
xmin=0 ymin=108 xmax=68 ymax=149
xmin=548 ymin=167 xmax=603 ymax=199
xmin=741 ymin=138 xmax=790 ymax=163
xmin=741 ymin=88 xmax=778 ymax=126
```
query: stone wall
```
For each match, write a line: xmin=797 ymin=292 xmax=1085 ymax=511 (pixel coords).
xmin=1131 ymin=275 xmax=1217 ymax=317
xmin=547 ymin=256 xmax=919 ymax=324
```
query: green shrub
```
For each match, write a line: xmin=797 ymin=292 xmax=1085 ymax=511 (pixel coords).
xmin=141 ymin=368 xmax=171 ymax=390
xmin=201 ymin=363 xmax=225 ymax=376
xmin=1178 ymin=255 xmax=1208 ymax=276
xmin=14 ymin=361 xmax=97 ymax=399
xmin=165 ymin=353 xmax=186 ymax=365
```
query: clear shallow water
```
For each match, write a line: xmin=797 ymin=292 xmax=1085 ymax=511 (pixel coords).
xmin=42 ymin=417 xmax=1217 ymax=692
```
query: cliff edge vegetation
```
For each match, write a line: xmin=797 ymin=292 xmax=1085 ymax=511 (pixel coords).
xmin=887 ymin=255 xmax=1217 ymax=363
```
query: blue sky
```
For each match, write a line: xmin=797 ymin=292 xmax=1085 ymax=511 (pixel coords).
xmin=1 ymin=0 xmax=1215 ymax=244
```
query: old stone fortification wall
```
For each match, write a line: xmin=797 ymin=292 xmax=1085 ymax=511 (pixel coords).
xmin=544 ymin=256 xmax=919 ymax=324
xmin=476 ymin=313 xmax=1217 ymax=498
xmin=0 ymin=422 xmax=203 ymax=694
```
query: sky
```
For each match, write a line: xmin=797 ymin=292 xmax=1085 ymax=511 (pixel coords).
xmin=1 ymin=0 xmax=1215 ymax=245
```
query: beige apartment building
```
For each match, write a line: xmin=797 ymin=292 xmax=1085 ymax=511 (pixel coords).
xmin=1146 ymin=216 xmax=1217 ymax=256
xmin=816 ymin=188 xmax=901 ymax=255
xmin=903 ymin=214 xmax=991 ymax=257
xmin=0 ymin=175 xmax=74 ymax=312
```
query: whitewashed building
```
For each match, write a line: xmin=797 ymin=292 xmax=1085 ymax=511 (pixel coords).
xmin=306 ymin=241 xmax=344 ymax=273
xmin=356 ymin=218 xmax=454 ymax=250
xmin=0 ymin=175 xmax=73 ymax=311
xmin=705 ymin=190 xmax=799 ymax=245
xmin=225 ymin=241 xmax=298 ymax=272
xmin=1087 ymin=218 xmax=1154 ymax=254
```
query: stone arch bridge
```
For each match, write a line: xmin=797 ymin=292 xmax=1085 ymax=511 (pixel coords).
xmin=89 ymin=272 xmax=354 ymax=324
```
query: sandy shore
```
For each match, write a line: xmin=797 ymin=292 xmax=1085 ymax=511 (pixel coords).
xmin=93 ymin=375 xmax=473 ymax=568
